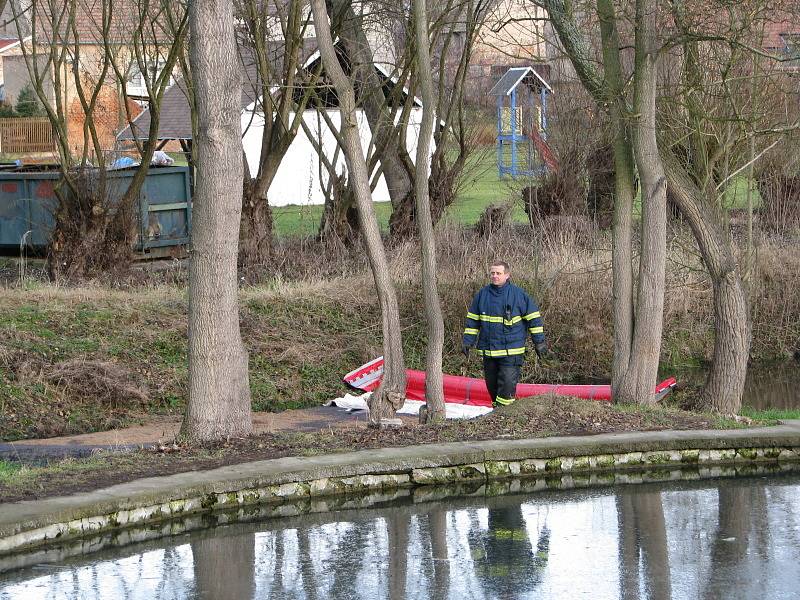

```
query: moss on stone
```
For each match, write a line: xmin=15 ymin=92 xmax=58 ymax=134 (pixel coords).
xmin=545 ymin=458 xmax=562 ymax=472
xmin=485 ymin=461 xmax=512 ymax=478
xmin=736 ymin=448 xmax=758 ymax=460
xmin=594 ymin=455 xmax=615 ymax=469
xmin=572 ymin=456 xmax=591 ymax=470
xmin=241 ymin=490 xmax=261 ymax=505
xmin=200 ymin=493 xmax=218 ymax=509
xmin=460 ymin=465 xmax=485 ymax=480
xmin=646 ymin=453 xmax=671 ymax=465
xmin=680 ymin=449 xmax=700 ymax=463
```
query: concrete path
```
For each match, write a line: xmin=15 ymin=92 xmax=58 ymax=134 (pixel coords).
xmin=0 ymin=406 xmax=418 ymax=462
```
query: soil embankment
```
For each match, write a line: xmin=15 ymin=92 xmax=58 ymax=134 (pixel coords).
xmin=1 ymin=228 xmax=798 ymax=442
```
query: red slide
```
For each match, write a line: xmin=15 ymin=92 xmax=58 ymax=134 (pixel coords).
xmin=343 ymin=357 xmax=676 ymax=406
xmin=530 ymin=128 xmax=559 ymax=172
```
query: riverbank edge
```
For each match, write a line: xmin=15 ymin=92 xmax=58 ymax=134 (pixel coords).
xmin=2 ymin=421 xmax=800 ymax=559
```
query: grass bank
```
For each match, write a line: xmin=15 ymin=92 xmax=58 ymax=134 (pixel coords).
xmin=1 ymin=225 xmax=798 ymax=442
xmin=0 ymin=394 xmax=743 ymax=503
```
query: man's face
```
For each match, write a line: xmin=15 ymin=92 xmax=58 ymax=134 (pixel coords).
xmin=489 ymin=265 xmax=510 ymax=286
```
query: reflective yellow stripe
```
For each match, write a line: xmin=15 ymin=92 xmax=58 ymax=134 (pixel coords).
xmin=473 ymin=314 xmax=524 ymax=325
xmin=528 ymin=326 xmax=544 ymax=334
xmin=495 ymin=395 xmax=515 ymax=406
xmin=523 ymin=311 xmax=541 ymax=320
xmin=479 ymin=347 xmax=526 ymax=357
xmin=467 ymin=313 xmax=528 ymax=327
xmin=479 ymin=315 xmax=504 ymax=323
xmin=463 ymin=328 xmax=479 ymax=335
xmin=493 ymin=527 xmax=525 ymax=539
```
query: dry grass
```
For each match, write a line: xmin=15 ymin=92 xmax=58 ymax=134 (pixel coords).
xmin=0 ymin=220 xmax=797 ymax=441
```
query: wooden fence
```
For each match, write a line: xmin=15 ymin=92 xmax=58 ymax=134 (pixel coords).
xmin=0 ymin=117 xmax=55 ymax=154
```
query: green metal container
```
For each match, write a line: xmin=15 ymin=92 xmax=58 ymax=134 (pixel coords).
xmin=0 ymin=166 xmax=192 ymax=252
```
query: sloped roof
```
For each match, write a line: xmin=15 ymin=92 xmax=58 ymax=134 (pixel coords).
xmin=762 ymin=18 xmax=800 ymax=50
xmin=118 ymin=39 xmax=416 ymax=142
xmin=29 ymin=0 xmax=174 ymax=45
xmin=0 ymin=38 xmax=21 ymax=52
xmin=118 ymin=51 xmax=261 ymax=142
xmin=489 ymin=66 xmax=552 ymax=95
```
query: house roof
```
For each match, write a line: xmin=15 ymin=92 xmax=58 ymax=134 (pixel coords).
xmin=762 ymin=18 xmax=800 ymax=50
xmin=118 ymin=51 xmax=262 ymax=142
xmin=0 ymin=38 xmax=21 ymax=53
xmin=29 ymin=0 xmax=174 ymax=45
xmin=287 ymin=47 xmax=422 ymax=110
xmin=118 ymin=40 xmax=417 ymax=143
xmin=489 ymin=66 xmax=552 ymax=96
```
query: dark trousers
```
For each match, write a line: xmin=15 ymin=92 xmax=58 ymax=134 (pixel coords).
xmin=483 ymin=355 xmax=523 ymax=406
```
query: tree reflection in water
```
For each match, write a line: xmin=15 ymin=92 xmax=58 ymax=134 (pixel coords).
xmin=703 ymin=482 xmax=769 ymax=600
xmin=191 ymin=532 xmax=255 ymax=599
xmin=3 ymin=476 xmax=800 ymax=599
xmin=616 ymin=491 xmax=671 ymax=600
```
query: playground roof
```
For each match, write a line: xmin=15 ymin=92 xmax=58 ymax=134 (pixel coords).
xmin=488 ymin=66 xmax=552 ymax=96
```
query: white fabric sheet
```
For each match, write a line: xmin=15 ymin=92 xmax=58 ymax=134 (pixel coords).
xmin=326 ymin=392 xmax=492 ymax=419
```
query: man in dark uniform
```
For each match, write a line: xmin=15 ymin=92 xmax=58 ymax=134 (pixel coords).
xmin=462 ymin=260 xmax=548 ymax=408
xmin=469 ymin=505 xmax=551 ymax=597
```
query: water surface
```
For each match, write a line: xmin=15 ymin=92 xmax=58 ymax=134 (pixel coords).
xmin=2 ymin=475 xmax=799 ymax=599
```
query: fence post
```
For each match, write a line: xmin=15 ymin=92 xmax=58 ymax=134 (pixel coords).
xmin=0 ymin=117 xmax=55 ymax=154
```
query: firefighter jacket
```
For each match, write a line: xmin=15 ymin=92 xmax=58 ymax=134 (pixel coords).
xmin=462 ymin=281 xmax=545 ymax=357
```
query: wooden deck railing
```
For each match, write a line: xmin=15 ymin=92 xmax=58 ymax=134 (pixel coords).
xmin=0 ymin=117 xmax=55 ymax=154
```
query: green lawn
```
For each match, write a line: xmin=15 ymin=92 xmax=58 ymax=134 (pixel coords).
xmin=165 ymin=150 xmax=766 ymax=237
xmin=271 ymin=150 xmax=531 ymax=237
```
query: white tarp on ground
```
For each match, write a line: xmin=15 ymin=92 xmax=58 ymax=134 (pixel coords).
xmin=326 ymin=392 xmax=493 ymax=419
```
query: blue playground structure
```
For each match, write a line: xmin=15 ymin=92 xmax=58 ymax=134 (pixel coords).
xmin=489 ymin=67 xmax=556 ymax=178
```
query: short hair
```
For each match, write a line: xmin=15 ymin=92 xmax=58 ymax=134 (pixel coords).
xmin=490 ymin=260 xmax=510 ymax=273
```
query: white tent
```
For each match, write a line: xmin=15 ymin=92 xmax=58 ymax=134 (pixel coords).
xmin=241 ymin=103 xmax=426 ymax=207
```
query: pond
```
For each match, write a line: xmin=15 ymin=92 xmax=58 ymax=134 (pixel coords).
xmin=673 ymin=363 xmax=800 ymax=411
xmin=2 ymin=474 xmax=798 ymax=599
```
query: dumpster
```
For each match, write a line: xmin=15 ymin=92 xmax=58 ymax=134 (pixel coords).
xmin=0 ymin=166 xmax=192 ymax=252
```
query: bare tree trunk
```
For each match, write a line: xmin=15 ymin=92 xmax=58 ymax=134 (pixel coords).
xmin=182 ymin=0 xmax=252 ymax=441
xmin=237 ymin=0 xmax=317 ymax=270
xmin=240 ymin=153 xmax=274 ymax=272
xmin=597 ymin=0 xmax=636 ymax=398
xmin=192 ymin=533 xmax=255 ymax=598
xmin=616 ymin=0 xmax=667 ymax=405
xmin=545 ymin=0 xmax=667 ymax=404
xmin=311 ymin=0 xmax=406 ymax=422
xmin=329 ymin=0 xmax=416 ymax=240
xmin=412 ymin=0 xmax=445 ymax=423
xmin=662 ymin=153 xmax=751 ymax=413
xmin=545 ymin=0 xmax=751 ymax=411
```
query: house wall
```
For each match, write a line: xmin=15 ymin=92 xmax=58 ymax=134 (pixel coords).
xmin=3 ymin=41 xmax=153 ymax=155
xmin=474 ymin=1 xmax=548 ymax=66
xmin=0 ymin=1 xmax=30 ymax=38
xmin=1 ymin=54 xmax=53 ymax=106
xmin=241 ymin=107 xmax=427 ymax=206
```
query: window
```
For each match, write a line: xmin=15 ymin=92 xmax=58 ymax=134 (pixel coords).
xmin=126 ymin=59 xmax=173 ymax=97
